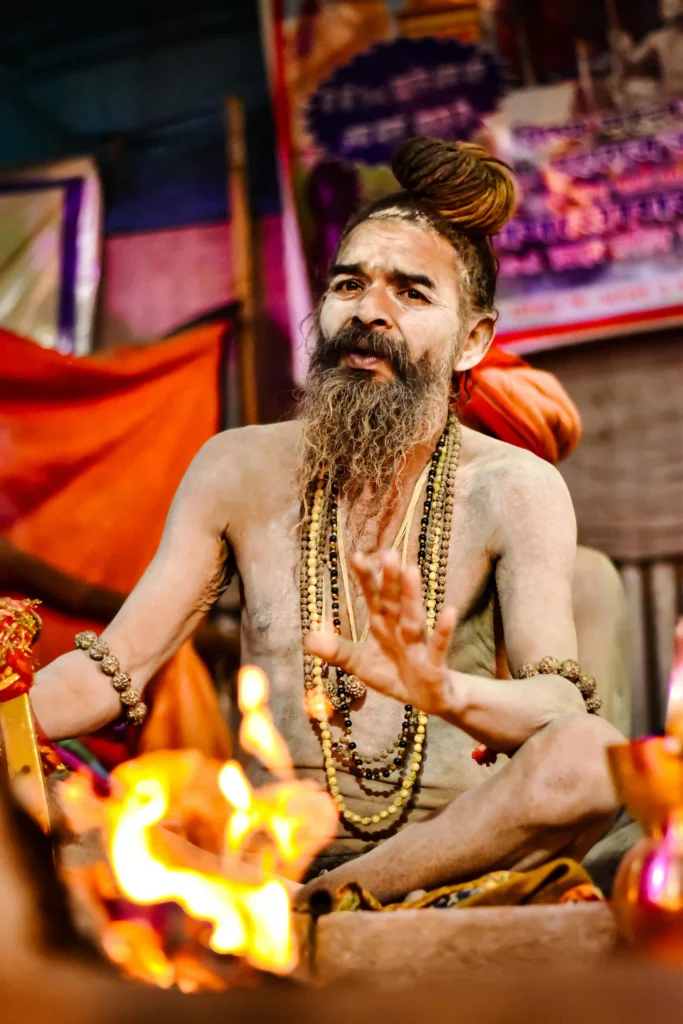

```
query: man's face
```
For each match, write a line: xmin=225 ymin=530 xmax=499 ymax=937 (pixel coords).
xmin=318 ymin=218 xmax=463 ymax=384
xmin=661 ymin=0 xmax=683 ymax=24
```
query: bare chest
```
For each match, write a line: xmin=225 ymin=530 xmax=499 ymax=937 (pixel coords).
xmin=231 ymin=489 xmax=498 ymax=751
xmin=226 ymin=482 xmax=504 ymax=851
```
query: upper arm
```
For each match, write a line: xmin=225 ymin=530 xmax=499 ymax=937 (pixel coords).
xmin=101 ymin=431 xmax=239 ymax=686
xmin=630 ymin=31 xmax=662 ymax=68
xmin=491 ymin=455 xmax=577 ymax=675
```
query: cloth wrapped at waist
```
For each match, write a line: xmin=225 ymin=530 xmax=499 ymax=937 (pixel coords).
xmin=304 ymin=857 xmax=603 ymax=912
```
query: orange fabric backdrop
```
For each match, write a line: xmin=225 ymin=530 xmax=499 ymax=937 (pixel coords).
xmin=0 ymin=325 xmax=232 ymax=759
xmin=463 ymin=346 xmax=581 ymax=465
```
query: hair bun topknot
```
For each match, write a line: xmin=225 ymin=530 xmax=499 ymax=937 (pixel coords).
xmin=391 ymin=136 xmax=516 ymax=237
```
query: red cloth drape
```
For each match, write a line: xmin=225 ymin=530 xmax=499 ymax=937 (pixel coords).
xmin=0 ymin=326 xmax=232 ymax=759
xmin=461 ymin=346 xmax=581 ymax=465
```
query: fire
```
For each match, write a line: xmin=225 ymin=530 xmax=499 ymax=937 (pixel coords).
xmin=106 ymin=767 xmax=251 ymax=959
xmin=238 ymin=666 xmax=293 ymax=776
xmin=59 ymin=665 xmax=337 ymax=988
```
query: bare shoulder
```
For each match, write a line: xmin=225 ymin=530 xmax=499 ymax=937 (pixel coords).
xmin=170 ymin=420 xmax=303 ymax=533
xmin=459 ymin=425 xmax=575 ymax=552
xmin=460 ymin=424 xmax=571 ymax=499
xmin=192 ymin=420 xmax=302 ymax=483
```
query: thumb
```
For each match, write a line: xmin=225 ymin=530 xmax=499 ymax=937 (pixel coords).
xmin=304 ymin=630 xmax=360 ymax=673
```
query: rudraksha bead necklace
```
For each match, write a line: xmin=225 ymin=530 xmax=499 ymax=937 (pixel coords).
xmin=301 ymin=412 xmax=461 ymax=829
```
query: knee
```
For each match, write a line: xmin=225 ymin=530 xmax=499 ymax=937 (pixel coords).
xmin=520 ymin=712 xmax=623 ymax=832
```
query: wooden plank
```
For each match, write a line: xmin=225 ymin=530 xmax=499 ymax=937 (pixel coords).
xmin=619 ymin=564 xmax=650 ymax=736
xmin=532 ymin=330 xmax=683 ymax=561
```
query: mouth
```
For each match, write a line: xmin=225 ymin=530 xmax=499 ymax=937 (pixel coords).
xmin=338 ymin=338 xmax=393 ymax=374
xmin=341 ymin=350 xmax=385 ymax=371
xmin=316 ymin=329 xmax=406 ymax=382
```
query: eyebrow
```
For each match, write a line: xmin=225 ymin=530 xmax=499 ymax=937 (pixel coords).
xmin=329 ymin=263 xmax=437 ymax=291
xmin=329 ymin=263 xmax=363 ymax=279
xmin=389 ymin=269 xmax=436 ymax=291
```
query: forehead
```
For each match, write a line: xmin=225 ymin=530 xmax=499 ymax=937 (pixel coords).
xmin=336 ymin=218 xmax=459 ymax=289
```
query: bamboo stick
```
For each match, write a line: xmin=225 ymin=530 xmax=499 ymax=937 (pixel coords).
xmin=225 ymin=96 xmax=259 ymax=427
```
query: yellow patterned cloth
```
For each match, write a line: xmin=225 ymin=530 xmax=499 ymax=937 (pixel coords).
xmin=330 ymin=858 xmax=603 ymax=912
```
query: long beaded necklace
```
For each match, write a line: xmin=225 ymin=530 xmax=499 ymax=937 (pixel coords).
xmin=301 ymin=412 xmax=461 ymax=830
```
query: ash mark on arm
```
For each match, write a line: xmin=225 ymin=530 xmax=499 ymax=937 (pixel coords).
xmin=251 ymin=606 xmax=273 ymax=634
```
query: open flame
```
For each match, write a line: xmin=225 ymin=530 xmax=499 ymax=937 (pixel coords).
xmin=237 ymin=666 xmax=293 ymax=776
xmin=59 ymin=665 xmax=337 ymax=988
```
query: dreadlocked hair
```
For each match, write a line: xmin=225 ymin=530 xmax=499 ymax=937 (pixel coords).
xmin=338 ymin=136 xmax=517 ymax=320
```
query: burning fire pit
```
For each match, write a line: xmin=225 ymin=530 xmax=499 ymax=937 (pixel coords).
xmin=55 ymin=666 xmax=337 ymax=989
xmin=3 ymin=597 xmax=682 ymax=994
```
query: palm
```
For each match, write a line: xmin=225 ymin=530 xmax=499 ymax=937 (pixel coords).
xmin=305 ymin=550 xmax=457 ymax=715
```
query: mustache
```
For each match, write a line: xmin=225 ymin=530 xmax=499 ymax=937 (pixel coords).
xmin=312 ymin=323 xmax=414 ymax=383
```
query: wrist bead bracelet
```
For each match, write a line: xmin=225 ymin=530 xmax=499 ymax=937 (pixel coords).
xmin=516 ymin=656 xmax=602 ymax=713
xmin=74 ymin=631 xmax=148 ymax=726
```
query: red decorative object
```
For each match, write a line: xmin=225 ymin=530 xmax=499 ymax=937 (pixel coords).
xmin=0 ymin=597 xmax=41 ymax=702
xmin=472 ymin=745 xmax=498 ymax=767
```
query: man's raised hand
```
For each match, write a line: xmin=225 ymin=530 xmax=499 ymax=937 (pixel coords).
xmin=303 ymin=549 xmax=458 ymax=715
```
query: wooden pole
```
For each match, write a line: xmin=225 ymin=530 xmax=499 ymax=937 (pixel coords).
xmin=225 ymin=96 xmax=259 ymax=427
xmin=575 ymin=37 xmax=597 ymax=113
xmin=511 ymin=4 xmax=537 ymax=89
xmin=603 ymin=0 xmax=622 ymax=33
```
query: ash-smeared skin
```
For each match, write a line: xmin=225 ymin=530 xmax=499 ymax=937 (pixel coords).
xmin=31 ymin=215 xmax=622 ymax=901
xmin=30 ymin=419 xmax=621 ymax=893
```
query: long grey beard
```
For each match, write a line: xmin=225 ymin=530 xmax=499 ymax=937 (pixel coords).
xmin=298 ymin=363 xmax=450 ymax=505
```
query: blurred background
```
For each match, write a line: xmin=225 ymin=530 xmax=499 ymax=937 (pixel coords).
xmin=0 ymin=0 xmax=682 ymax=758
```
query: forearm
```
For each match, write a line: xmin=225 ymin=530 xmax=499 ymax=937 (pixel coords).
xmin=32 ymin=569 xmax=207 ymax=740
xmin=31 ymin=651 xmax=122 ymax=739
xmin=437 ymin=670 xmax=585 ymax=753
xmin=29 ymin=433 xmax=241 ymax=741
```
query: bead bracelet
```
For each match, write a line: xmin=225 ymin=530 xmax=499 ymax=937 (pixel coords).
xmin=517 ymin=656 xmax=602 ymax=713
xmin=74 ymin=631 xmax=148 ymax=725
xmin=472 ymin=656 xmax=603 ymax=768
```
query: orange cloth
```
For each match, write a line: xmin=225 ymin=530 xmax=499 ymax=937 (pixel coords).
xmin=460 ymin=346 xmax=582 ymax=465
xmin=0 ymin=325 xmax=231 ymax=759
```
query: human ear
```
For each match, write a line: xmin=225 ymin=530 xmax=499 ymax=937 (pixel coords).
xmin=453 ymin=315 xmax=496 ymax=372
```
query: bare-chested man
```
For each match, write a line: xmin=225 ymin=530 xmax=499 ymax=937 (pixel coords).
xmin=611 ymin=0 xmax=683 ymax=100
xmin=30 ymin=137 xmax=622 ymax=904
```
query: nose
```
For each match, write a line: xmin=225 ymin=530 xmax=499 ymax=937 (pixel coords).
xmin=354 ymin=284 xmax=394 ymax=332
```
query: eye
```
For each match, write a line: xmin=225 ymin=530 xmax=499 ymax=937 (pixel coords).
xmin=403 ymin=288 xmax=428 ymax=303
xmin=334 ymin=279 xmax=362 ymax=293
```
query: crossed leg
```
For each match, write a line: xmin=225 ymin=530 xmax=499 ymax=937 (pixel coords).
xmin=298 ymin=711 xmax=623 ymax=905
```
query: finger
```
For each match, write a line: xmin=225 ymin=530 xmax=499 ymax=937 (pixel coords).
xmin=428 ymin=605 xmax=457 ymax=666
xmin=398 ymin=564 xmax=427 ymax=642
xmin=376 ymin=550 xmax=402 ymax=625
xmin=351 ymin=552 xmax=381 ymax=613
xmin=304 ymin=630 xmax=362 ymax=675
xmin=366 ymin=608 xmax=397 ymax=655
